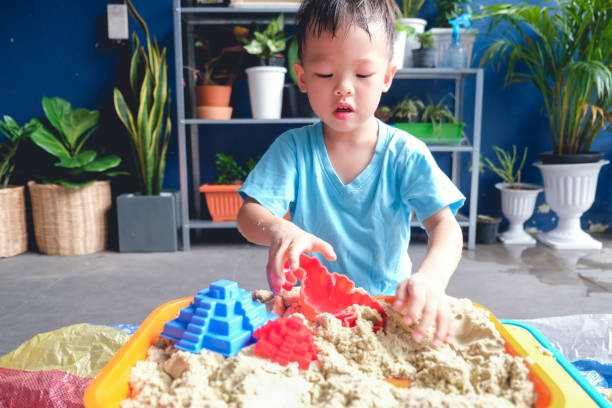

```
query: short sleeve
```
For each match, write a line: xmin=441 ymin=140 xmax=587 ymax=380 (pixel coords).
xmin=401 ymin=147 xmax=465 ymax=226
xmin=239 ymin=131 xmax=297 ymax=218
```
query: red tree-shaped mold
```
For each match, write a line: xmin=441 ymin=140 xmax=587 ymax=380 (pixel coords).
xmin=253 ymin=315 xmax=318 ymax=370
xmin=283 ymin=254 xmax=386 ymax=331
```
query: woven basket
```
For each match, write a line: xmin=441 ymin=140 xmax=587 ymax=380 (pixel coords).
xmin=28 ymin=180 xmax=111 ymax=255
xmin=0 ymin=185 xmax=28 ymax=257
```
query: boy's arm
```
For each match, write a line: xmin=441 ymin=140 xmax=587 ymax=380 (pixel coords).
xmin=393 ymin=206 xmax=463 ymax=347
xmin=237 ymin=197 xmax=336 ymax=293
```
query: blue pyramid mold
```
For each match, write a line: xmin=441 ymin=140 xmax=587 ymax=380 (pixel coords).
xmin=160 ymin=280 xmax=278 ymax=357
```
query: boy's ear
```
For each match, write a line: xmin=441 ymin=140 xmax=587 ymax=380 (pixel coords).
xmin=293 ymin=62 xmax=307 ymax=93
xmin=382 ymin=64 xmax=397 ymax=93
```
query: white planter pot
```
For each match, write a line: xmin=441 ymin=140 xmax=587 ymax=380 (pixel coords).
xmin=246 ymin=66 xmax=287 ymax=119
xmin=391 ymin=29 xmax=407 ymax=69
xmin=398 ymin=18 xmax=427 ymax=68
xmin=534 ymin=160 xmax=609 ymax=249
xmin=430 ymin=28 xmax=478 ymax=68
xmin=495 ymin=182 xmax=542 ymax=245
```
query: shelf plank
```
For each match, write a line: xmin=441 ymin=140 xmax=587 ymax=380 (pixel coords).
xmin=394 ymin=68 xmax=480 ymax=79
xmin=182 ymin=118 xmax=319 ymax=124
xmin=189 ymin=219 xmax=237 ymax=229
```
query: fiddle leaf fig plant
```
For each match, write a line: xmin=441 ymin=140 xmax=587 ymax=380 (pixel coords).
xmin=0 ymin=116 xmax=35 ymax=188
xmin=28 ymin=97 xmax=124 ymax=188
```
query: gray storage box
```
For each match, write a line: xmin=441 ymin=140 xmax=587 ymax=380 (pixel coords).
xmin=117 ymin=191 xmax=180 ymax=252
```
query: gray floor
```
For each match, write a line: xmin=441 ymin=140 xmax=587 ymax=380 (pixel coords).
xmin=1 ymin=234 xmax=612 ymax=357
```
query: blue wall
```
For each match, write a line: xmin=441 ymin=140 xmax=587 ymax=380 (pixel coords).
xmin=1 ymin=1 xmax=610 ymax=232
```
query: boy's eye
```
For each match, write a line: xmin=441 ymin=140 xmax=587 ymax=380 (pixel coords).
xmin=315 ymin=73 xmax=333 ymax=78
xmin=357 ymin=74 xmax=374 ymax=78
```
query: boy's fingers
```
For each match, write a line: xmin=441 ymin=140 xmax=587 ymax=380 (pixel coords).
xmin=394 ymin=280 xmax=409 ymax=310
xmin=414 ymin=300 xmax=436 ymax=343
xmin=433 ymin=308 xmax=450 ymax=348
xmin=267 ymin=241 xmax=289 ymax=293
xmin=310 ymin=237 xmax=337 ymax=261
xmin=403 ymin=285 xmax=424 ymax=326
xmin=287 ymin=242 xmax=303 ymax=271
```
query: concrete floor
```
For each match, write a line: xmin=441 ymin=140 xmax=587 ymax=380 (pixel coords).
xmin=1 ymin=233 xmax=612 ymax=357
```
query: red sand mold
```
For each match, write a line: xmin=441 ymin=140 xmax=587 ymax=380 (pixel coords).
xmin=253 ymin=315 xmax=318 ymax=370
xmin=283 ymin=254 xmax=386 ymax=331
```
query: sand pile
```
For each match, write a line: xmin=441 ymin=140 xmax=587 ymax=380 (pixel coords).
xmin=121 ymin=295 xmax=536 ymax=408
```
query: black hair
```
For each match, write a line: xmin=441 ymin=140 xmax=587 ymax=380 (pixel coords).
xmin=295 ymin=0 xmax=401 ymax=60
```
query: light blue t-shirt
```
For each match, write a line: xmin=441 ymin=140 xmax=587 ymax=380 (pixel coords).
xmin=239 ymin=120 xmax=465 ymax=295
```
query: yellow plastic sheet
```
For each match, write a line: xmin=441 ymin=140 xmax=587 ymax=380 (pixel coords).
xmin=0 ymin=323 xmax=129 ymax=378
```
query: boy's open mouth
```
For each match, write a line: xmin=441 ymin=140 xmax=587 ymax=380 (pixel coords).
xmin=334 ymin=103 xmax=354 ymax=119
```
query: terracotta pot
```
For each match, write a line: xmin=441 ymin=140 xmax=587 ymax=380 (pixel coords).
xmin=196 ymin=106 xmax=233 ymax=120
xmin=199 ymin=183 xmax=243 ymax=222
xmin=195 ymin=85 xmax=232 ymax=107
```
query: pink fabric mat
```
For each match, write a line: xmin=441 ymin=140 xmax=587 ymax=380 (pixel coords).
xmin=0 ymin=368 xmax=92 ymax=408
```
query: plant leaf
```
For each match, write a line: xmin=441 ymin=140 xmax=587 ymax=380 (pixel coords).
xmin=29 ymin=120 xmax=71 ymax=160
xmin=82 ymin=154 xmax=122 ymax=172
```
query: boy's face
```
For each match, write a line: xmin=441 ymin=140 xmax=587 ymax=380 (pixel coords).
xmin=294 ymin=21 xmax=396 ymax=135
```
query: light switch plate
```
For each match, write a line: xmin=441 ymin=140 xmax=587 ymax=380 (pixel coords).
xmin=107 ymin=4 xmax=129 ymax=40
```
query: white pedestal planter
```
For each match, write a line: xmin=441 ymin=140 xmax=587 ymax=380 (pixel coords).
xmin=246 ymin=66 xmax=287 ymax=119
xmin=495 ymin=182 xmax=542 ymax=245
xmin=534 ymin=160 xmax=609 ymax=249
xmin=398 ymin=18 xmax=427 ymax=68
xmin=430 ymin=28 xmax=478 ymax=68
xmin=391 ymin=29 xmax=407 ymax=69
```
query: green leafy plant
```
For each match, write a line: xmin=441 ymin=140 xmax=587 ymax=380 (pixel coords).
xmin=28 ymin=97 xmax=123 ymax=188
xmin=375 ymin=105 xmax=394 ymax=123
xmin=215 ymin=153 xmax=246 ymax=184
xmin=395 ymin=22 xmax=417 ymax=36
xmin=113 ymin=0 xmax=171 ymax=195
xmin=401 ymin=0 xmax=426 ymax=18
xmin=478 ymin=1 xmax=612 ymax=155
xmin=0 ymin=116 xmax=35 ymax=188
xmin=185 ymin=35 xmax=245 ymax=86
xmin=420 ymin=96 xmax=459 ymax=126
xmin=242 ymin=14 xmax=287 ymax=61
xmin=393 ymin=97 xmax=425 ymax=122
xmin=434 ymin=0 xmax=470 ymax=27
xmin=417 ymin=32 xmax=434 ymax=49
xmin=214 ymin=153 xmax=261 ymax=184
xmin=482 ymin=145 xmax=528 ymax=185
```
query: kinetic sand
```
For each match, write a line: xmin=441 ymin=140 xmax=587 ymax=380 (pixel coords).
xmin=121 ymin=292 xmax=537 ymax=408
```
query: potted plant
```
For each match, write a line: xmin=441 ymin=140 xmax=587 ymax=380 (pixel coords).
xmin=113 ymin=0 xmax=177 ymax=252
xmin=479 ymin=0 xmax=611 ymax=249
xmin=242 ymin=14 xmax=288 ymax=119
xmin=412 ymin=31 xmax=436 ymax=68
xmin=27 ymin=97 xmax=124 ymax=255
xmin=200 ymin=153 xmax=250 ymax=222
xmin=392 ymin=22 xmax=416 ymax=69
xmin=476 ymin=214 xmax=502 ymax=244
xmin=483 ymin=146 xmax=542 ymax=245
xmin=0 ymin=116 xmax=34 ymax=257
xmin=399 ymin=0 xmax=427 ymax=67
xmin=284 ymin=37 xmax=315 ymax=118
xmin=393 ymin=96 xmax=465 ymax=144
xmin=185 ymin=32 xmax=246 ymax=120
xmin=430 ymin=0 xmax=477 ymax=67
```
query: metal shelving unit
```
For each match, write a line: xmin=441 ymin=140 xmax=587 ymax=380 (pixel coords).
xmin=173 ymin=1 xmax=483 ymax=250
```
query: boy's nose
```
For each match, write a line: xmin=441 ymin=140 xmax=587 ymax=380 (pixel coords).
xmin=334 ymin=80 xmax=354 ymax=97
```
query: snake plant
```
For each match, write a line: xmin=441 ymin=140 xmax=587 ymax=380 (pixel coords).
xmin=113 ymin=0 xmax=171 ymax=195
xmin=478 ymin=0 xmax=612 ymax=155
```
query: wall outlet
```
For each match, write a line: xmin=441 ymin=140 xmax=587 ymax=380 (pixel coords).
xmin=107 ymin=4 xmax=128 ymax=40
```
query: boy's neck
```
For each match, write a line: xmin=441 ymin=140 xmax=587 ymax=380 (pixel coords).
xmin=322 ymin=116 xmax=379 ymax=147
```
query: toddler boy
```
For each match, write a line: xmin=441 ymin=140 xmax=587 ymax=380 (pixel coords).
xmin=237 ymin=0 xmax=465 ymax=348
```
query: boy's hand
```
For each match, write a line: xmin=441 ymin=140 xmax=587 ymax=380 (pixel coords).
xmin=393 ymin=273 xmax=453 ymax=348
xmin=266 ymin=221 xmax=337 ymax=293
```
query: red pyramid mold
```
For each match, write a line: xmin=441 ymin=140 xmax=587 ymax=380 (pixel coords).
xmin=283 ymin=254 xmax=386 ymax=331
xmin=253 ymin=315 xmax=318 ymax=370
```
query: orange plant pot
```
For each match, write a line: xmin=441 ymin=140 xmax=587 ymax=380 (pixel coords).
xmin=200 ymin=183 xmax=243 ymax=222
xmin=195 ymin=85 xmax=231 ymax=107
xmin=196 ymin=106 xmax=232 ymax=120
